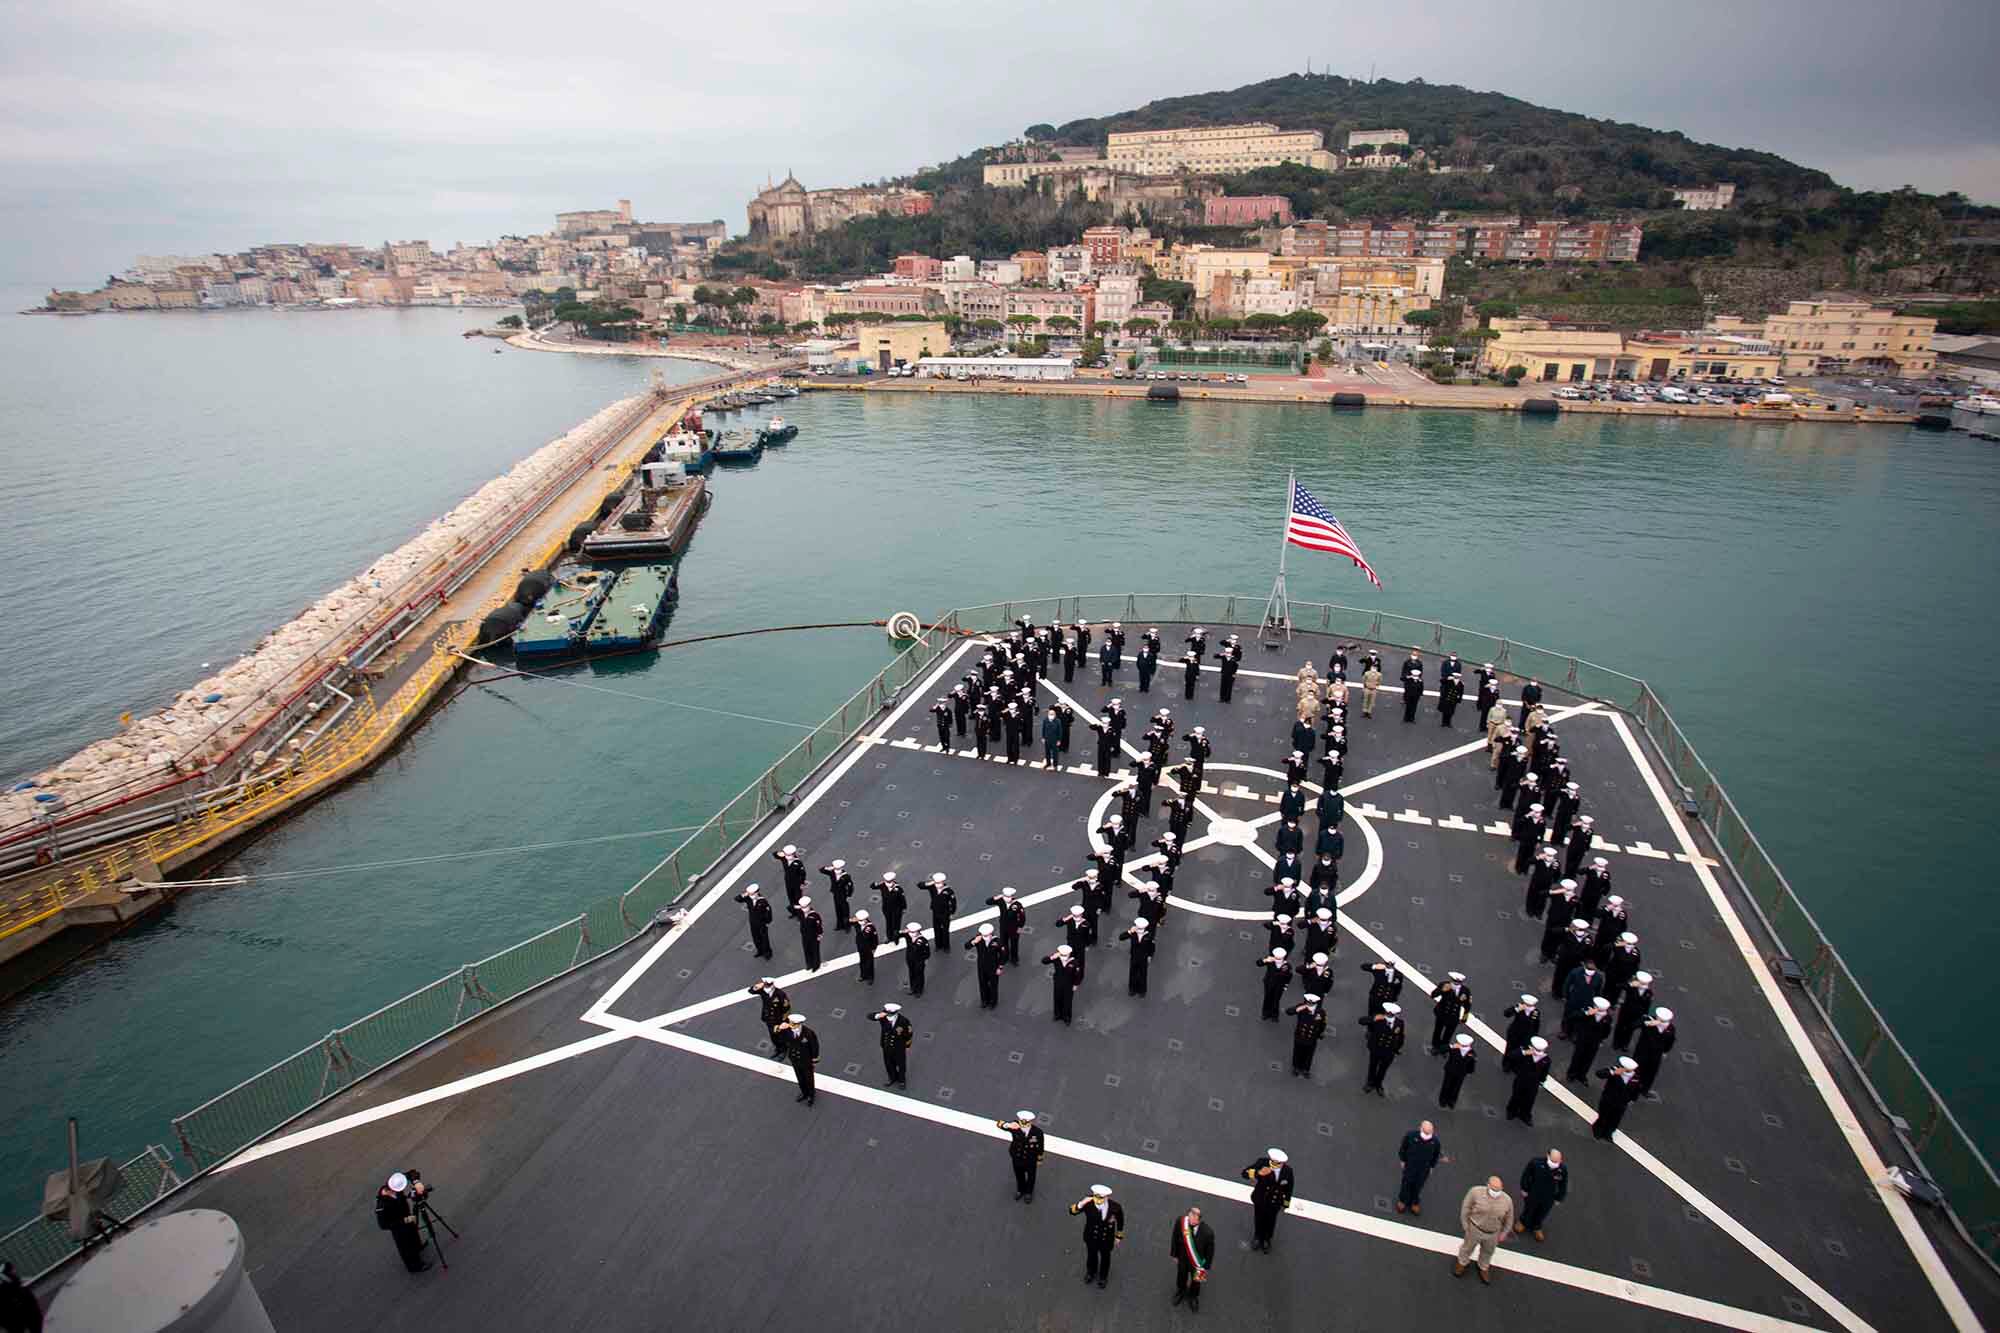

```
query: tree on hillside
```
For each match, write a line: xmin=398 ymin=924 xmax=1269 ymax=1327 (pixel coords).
xmin=1123 ymin=317 xmax=1159 ymax=336
xmin=1475 ymin=299 xmax=1518 ymax=322
xmin=1046 ymin=315 xmax=1079 ymax=333
xmin=497 ymin=314 xmax=522 ymax=329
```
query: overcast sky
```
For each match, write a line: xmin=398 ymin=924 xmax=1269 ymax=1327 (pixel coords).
xmin=4 ymin=0 xmax=1994 ymax=288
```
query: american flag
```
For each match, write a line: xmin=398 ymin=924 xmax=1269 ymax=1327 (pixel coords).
xmin=1286 ymin=480 xmax=1382 ymax=587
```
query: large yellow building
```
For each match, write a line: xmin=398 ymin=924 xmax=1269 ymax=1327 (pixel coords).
xmin=1756 ymin=300 xmax=1936 ymax=375
xmin=1480 ymin=319 xmax=1783 ymax=382
xmin=850 ymin=321 xmax=950 ymax=371
xmin=1176 ymin=247 xmax=1273 ymax=298
xmin=985 ymin=122 xmax=1335 ymax=187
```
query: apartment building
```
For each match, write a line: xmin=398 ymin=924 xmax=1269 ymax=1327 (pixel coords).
xmin=1347 ymin=128 xmax=1409 ymax=150
xmin=1106 ymin=123 xmax=1337 ymax=174
xmin=893 ymin=254 xmax=944 ymax=280
xmin=1004 ymin=287 xmax=1092 ymax=335
xmin=1082 ymin=226 xmax=1126 ymax=267
xmin=1092 ymin=272 xmax=1142 ymax=327
xmin=826 ymin=285 xmax=945 ymax=317
xmin=1672 ymin=183 xmax=1736 ymax=211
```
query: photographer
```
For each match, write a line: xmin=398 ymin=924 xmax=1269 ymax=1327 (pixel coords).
xmin=374 ymin=1172 xmax=430 ymax=1273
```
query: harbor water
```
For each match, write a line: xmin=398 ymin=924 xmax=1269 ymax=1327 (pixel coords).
xmin=1 ymin=296 xmax=1995 ymax=1216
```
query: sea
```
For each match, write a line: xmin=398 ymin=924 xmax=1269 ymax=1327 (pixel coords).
xmin=1 ymin=289 xmax=1995 ymax=1216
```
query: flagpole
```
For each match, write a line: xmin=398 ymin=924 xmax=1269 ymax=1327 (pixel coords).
xmin=1260 ymin=469 xmax=1294 ymax=645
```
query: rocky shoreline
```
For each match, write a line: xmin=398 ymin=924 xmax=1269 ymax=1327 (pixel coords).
xmin=2 ymin=396 xmax=645 ymax=830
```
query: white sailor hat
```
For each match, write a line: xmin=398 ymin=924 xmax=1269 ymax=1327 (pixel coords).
xmin=1193 ymin=725 xmax=1206 ymax=734
xmin=743 ymin=883 xmax=762 ymax=894
xmin=1571 ymin=918 xmax=1592 ymax=931
xmin=882 ymin=1002 xmax=900 ymax=1013
xmin=831 ymin=858 xmax=846 ymax=870
xmin=1056 ymin=944 xmax=1073 ymax=957
xmin=881 ymin=870 xmax=897 ymax=880
xmin=1559 ymin=877 xmax=1577 ymax=890
xmin=1107 ymin=815 xmax=1123 ymax=827
xmin=903 ymin=923 xmax=923 ymax=935
xmin=1069 ymin=905 xmax=1085 ymax=917
xmin=1618 ymin=931 xmax=1637 ymax=944
xmin=932 ymin=872 xmax=948 ymax=883
xmin=1281 ymin=877 xmax=1297 ymax=887
xmin=1382 ymin=1002 xmax=1402 ymax=1015
xmin=854 ymin=909 xmax=869 ymax=920
xmin=1132 ymin=917 xmax=1148 ymax=929
xmin=1076 ymin=619 xmax=1088 ymax=627
xmin=1520 ymin=993 xmax=1539 ymax=1005
xmin=1618 ymin=1056 xmax=1639 ymax=1071
xmin=935 ymin=695 xmax=948 ymax=703
xmin=1150 ymin=627 xmax=1159 ymax=634
xmin=1316 ymin=908 xmax=1333 ymax=921
xmin=1592 ymin=856 xmax=1608 ymax=868
xmin=1447 ymin=970 xmax=1466 ymax=983
xmin=1090 ymin=1184 xmax=1112 ymax=1198
xmin=1454 ymin=1033 xmax=1475 ymax=1049
xmin=1312 ymin=952 xmax=1329 ymax=965
xmin=387 ymin=1172 xmax=409 ymax=1191
xmin=1270 ymin=947 xmax=1288 ymax=959
xmin=1528 ymin=802 xmax=1544 ymax=813
xmin=1111 ymin=697 xmax=1122 ymax=706
xmin=1159 ymin=832 xmax=1178 ymax=844
xmin=1303 ymin=993 xmax=1323 ymax=1004
xmin=1227 ymin=633 xmax=1240 ymax=642
xmin=1275 ymin=912 xmax=1292 ymax=924
xmin=1530 ymin=1036 xmax=1549 ymax=1051
xmin=1112 ymin=621 xmax=1123 ymax=629
xmin=1654 ymin=1007 xmax=1674 ymax=1022
xmin=787 ymin=1012 xmax=804 ymax=1023
xmin=1605 ymin=896 xmax=1625 ymax=910
xmin=978 ymin=922 xmax=995 ymax=936
xmin=1084 ymin=867 xmax=1099 ymax=879
xmin=759 ymin=975 xmax=776 ymax=985
xmin=782 ymin=844 xmax=797 ymax=855
xmin=1331 ymin=726 xmax=1345 ymax=736
xmin=1193 ymin=626 xmax=1205 ymax=634
xmin=1634 ymin=970 xmax=1654 ymax=985
xmin=1001 ymin=886 xmax=1016 ymax=898
xmin=1565 ymin=782 xmax=1581 ymax=795
xmin=1267 ymin=1148 xmax=1288 ymax=1164
xmin=797 ymin=895 xmax=812 ymax=907
xmin=1018 ymin=1110 xmax=1037 ymax=1122
xmin=1591 ymin=996 xmax=1611 ymax=1011
xmin=1290 ymin=749 xmax=1304 ymax=760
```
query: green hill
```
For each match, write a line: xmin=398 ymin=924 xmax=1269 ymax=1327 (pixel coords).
xmin=749 ymin=73 xmax=1994 ymax=295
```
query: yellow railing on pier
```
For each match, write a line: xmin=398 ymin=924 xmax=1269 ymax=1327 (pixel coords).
xmin=0 ymin=626 xmax=474 ymax=943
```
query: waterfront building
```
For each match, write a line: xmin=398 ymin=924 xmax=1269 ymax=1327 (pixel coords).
xmin=852 ymin=321 xmax=950 ymax=371
xmin=1204 ymin=195 xmax=1295 ymax=227
xmin=1091 ymin=272 xmax=1142 ymax=328
xmin=937 ymin=281 xmax=1006 ymax=326
xmin=1755 ymin=299 xmax=1938 ymax=375
xmin=1003 ymin=287 xmax=1092 ymax=337
xmin=915 ymin=355 xmax=1075 ymax=380
xmin=1481 ymin=319 xmax=1633 ymax=382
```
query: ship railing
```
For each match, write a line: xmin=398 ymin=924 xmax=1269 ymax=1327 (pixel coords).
xmin=0 ymin=612 xmax=961 ymax=1283
xmin=0 ymin=1146 xmax=181 ymax=1280
xmin=6 ymin=598 xmax=1994 ymax=1282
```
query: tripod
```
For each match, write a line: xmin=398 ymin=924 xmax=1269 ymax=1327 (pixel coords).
xmin=415 ymin=1198 xmax=459 ymax=1271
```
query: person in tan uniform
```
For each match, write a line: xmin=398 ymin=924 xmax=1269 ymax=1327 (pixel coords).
xmin=1455 ymin=1176 xmax=1515 ymax=1283
xmin=1361 ymin=662 xmax=1382 ymax=717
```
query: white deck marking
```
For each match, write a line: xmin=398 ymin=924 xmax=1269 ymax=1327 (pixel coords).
xmin=587 ymin=639 xmax=976 ymax=1022
xmin=613 ymin=1019 xmax=1824 ymax=1333
xmin=1605 ymin=715 xmax=1978 ymax=1332
xmin=217 ymin=1029 xmax=632 ymax=1172
xmin=1674 ymin=852 xmax=1722 ymax=867
xmin=1334 ymin=911 xmax=1875 ymax=1333
xmin=1392 ymin=808 xmax=1432 ymax=825
xmin=1436 ymin=815 xmax=1478 ymax=832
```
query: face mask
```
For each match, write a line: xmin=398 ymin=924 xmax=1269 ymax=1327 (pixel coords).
xmin=1420 ymin=1131 xmax=1432 ymax=1140
xmin=1487 ymin=1188 xmax=1503 ymax=1199
xmin=1547 ymin=1158 xmax=1559 ymax=1169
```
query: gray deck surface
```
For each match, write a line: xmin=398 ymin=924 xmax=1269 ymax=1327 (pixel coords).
xmin=158 ymin=626 xmax=1998 ymax=1332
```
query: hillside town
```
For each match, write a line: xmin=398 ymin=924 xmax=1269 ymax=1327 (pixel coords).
xmin=34 ymin=118 xmax=1971 ymax=394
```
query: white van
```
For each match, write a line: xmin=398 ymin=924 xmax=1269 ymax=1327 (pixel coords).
xmin=1658 ymin=386 xmax=1691 ymax=403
